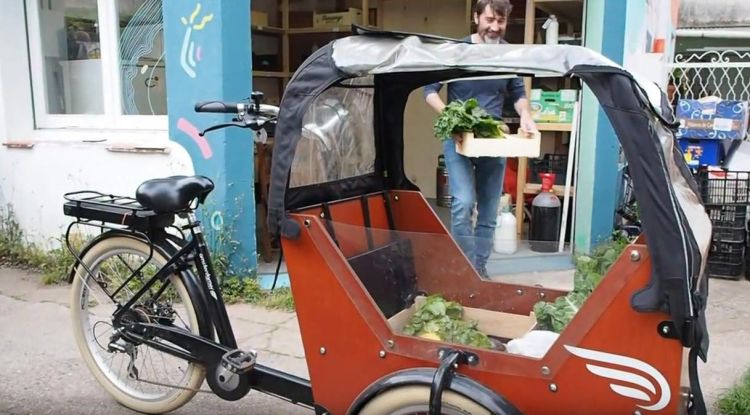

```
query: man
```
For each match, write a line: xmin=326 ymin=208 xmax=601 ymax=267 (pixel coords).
xmin=424 ymin=0 xmax=537 ymax=278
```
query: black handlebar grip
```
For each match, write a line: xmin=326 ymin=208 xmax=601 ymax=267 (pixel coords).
xmin=194 ymin=101 xmax=242 ymax=113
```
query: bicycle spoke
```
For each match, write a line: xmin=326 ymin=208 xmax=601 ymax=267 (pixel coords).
xmin=74 ymin=242 xmax=203 ymax=409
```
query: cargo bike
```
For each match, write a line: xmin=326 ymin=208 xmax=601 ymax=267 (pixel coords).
xmin=62 ymin=27 xmax=713 ymax=414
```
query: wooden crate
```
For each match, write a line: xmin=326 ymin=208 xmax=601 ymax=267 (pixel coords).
xmin=388 ymin=296 xmax=537 ymax=342
xmin=456 ymin=130 xmax=541 ymax=158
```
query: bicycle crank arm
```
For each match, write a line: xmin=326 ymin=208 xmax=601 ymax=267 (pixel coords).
xmin=124 ymin=322 xmax=256 ymax=401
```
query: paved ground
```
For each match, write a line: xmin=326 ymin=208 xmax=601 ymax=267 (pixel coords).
xmin=0 ymin=266 xmax=749 ymax=414
xmin=0 ymin=267 xmax=308 ymax=415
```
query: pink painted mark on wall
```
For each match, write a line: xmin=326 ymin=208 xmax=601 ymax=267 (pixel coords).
xmin=177 ymin=117 xmax=213 ymax=159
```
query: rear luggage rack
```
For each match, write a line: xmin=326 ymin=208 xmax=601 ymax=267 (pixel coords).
xmin=64 ymin=191 xmax=174 ymax=231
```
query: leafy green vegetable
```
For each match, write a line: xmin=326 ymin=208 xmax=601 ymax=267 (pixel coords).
xmin=403 ymin=295 xmax=493 ymax=349
xmin=433 ymin=98 xmax=507 ymax=140
xmin=533 ymin=235 xmax=630 ymax=333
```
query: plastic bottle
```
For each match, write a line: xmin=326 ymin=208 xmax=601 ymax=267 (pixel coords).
xmin=530 ymin=173 xmax=561 ymax=252
xmin=436 ymin=155 xmax=451 ymax=207
xmin=543 ymin=15 xmax=559 ymax=45
xmin=494 ymin=193 xmax=518 ymax=254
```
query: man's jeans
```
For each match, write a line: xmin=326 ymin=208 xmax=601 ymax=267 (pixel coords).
xmin=442 ymin=140 xmax=506 ymax=270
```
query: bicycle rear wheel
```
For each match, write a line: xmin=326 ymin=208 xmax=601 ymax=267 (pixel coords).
xmin=70 ymin=234 xmax=205 ymax=414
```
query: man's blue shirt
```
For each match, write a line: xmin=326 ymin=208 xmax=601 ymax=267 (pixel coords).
xmin=423 ymin=36 xmax=526 ymax=119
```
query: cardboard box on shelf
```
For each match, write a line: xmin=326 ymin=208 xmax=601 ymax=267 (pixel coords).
xmin=676 ymin=97 xmax=749 ymax=140
xmin=313 ymin=8 xmax=362 ymax=28
xmin=530 ymin=89 xmax=578 ymax=124
xmin=251 ymin=10 xmax=269 ymax=27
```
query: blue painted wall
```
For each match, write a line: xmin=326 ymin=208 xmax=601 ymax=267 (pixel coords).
xmin=162 ymin=1 xmax=256 ymax=275
xmin=575 ymin=0 xmax=630 ymax=253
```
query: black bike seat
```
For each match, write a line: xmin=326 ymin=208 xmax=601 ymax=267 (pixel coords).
xmin=136 ymin=175 xmax=214 ymax=213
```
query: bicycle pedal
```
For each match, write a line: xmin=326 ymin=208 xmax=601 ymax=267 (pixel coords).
xmin=220 ymin=349 xmax=257 ymax=374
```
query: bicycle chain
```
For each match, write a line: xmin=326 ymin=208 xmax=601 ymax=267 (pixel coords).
xmin=131 ymin=376 xmax=213 ymax=393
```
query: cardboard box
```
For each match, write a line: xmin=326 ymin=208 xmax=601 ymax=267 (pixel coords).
xmin=678 ymin=138 xmax=724 ymax=167
xmin=388 ymin=296 xmax=537 ymax=342
xmin=313 ymin=8 xmax=362 ymax=28
xmin=456 ymin=130 xmax=541 ymax=158
xmin=530 ymin=89 xmax=577 ymax=123
xmin=251 ymin=10 xmax=268 ymax=27
xmin=676 ymin=97 xmax=749 ymax=140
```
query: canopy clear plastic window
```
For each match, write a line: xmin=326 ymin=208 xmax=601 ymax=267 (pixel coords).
xmin=289 ymin=77 xmax=376 ymax=188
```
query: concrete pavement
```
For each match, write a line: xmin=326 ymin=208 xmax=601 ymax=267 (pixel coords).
xmin=0 ymin=267 xmax=308 ymax=415
xmin=1 ymin=266 xmax=749 ymax=414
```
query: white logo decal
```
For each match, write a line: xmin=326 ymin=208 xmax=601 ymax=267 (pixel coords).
xmin=564 ymin=345 xmax=671 ymax=411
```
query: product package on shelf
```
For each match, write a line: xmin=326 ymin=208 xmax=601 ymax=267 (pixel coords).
xmin=530 ymin=89 xmax=578 ymax=124
xmin=313 ymin=8 xmax=362 ymax=28
xmin=676 ymin=97 xmax=749 ymax=140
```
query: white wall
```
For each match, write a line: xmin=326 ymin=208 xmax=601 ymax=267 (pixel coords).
xmin=622 ymin=0 xmax=680 ymax=89
xmin=0 ymin=1 xmax=193 ymax=249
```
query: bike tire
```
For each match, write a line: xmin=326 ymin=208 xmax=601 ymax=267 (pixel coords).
xmin=357 ymin=385 xmax=492 ymax=415
xmin=70 ymin=233 xmax=206 ymax=414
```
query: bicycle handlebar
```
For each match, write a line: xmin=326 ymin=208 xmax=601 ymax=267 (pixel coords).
xmin=194 ymin=101 xmax=246 ymax=114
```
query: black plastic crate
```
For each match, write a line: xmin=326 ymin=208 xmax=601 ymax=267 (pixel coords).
xmin=712 ymin=225 xmax=746 ymax=243
xmin=710 ymin=240 xmax=746 ymax=255
xmin=707 ymin=240 xmax=746 ymax=280
xmin=696 ymin=168 xmax=750 ymax=205
xmin=705 ymin=204 xmax=747 ymax=228
xmin=530 ymin=154 xmax=569 ymax=185
xmin=707 ymin=259 xmax=745 ymax=280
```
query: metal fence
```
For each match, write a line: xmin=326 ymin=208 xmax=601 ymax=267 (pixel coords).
xmin=668 ymin=49 xmax=750 ymax=104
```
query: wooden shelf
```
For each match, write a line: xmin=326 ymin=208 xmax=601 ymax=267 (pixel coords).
xmin=253 ymin=71 xmax=290 ymax=78
xmin=536 ymin=123 xmax=573 ymax=132
xmin=288 ymin=26 xmax=353 ymax=34
xmin=524 ymin=183 xmax=575 ymax=197
xmin=252 ymin=25 xmax=284 ymax=35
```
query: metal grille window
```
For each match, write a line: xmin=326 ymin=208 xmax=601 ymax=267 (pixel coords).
xmin=669 ymin=50 xmax=750 ymax=104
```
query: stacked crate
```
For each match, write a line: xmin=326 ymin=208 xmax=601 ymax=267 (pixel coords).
xmin=530 ymin=153 xmax=569 ymax=185
xmin=697 ymin=169 xmax=750 ymax=280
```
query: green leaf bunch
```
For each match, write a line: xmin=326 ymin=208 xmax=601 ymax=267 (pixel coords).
xmin=433 ymin=98 xmax=507 ymax=140
xmin=533 ymin=236 xmax=630 ymax=333
xmin=403 ymin=295 xmax=492 ymax=349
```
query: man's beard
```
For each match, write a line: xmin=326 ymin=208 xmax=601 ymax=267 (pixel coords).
xmin=480 ymin=31 xmax=503 ymax=44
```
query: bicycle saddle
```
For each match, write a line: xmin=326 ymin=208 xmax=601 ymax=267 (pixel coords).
xmin=136 ymin=175 xmax=214 ymax=213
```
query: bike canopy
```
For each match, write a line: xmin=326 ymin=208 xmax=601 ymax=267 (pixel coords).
xmin=267 ymin=26 xmax=711 ymax=355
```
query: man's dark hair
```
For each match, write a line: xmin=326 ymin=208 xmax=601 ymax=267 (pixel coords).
xmin=474 ymin=0 xmax=512 ymax=17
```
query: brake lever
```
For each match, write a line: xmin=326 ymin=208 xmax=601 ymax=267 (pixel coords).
xmin=199 ymin=122 xmax=246 ymax=136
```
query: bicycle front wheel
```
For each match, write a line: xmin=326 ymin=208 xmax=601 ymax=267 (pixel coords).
xmin=357 ymin=385 xmax=493 ymax=415
xmin=70 ymin=234 xmax=205 ymax=414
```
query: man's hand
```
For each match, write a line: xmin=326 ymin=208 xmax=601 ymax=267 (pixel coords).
xmin=520 ymin=111 xmax=537 ymax=134
xmin=514 ymin=98 xmax=538 ymax=134
xmin=425 ymin=92 xmax=447 ymax=114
